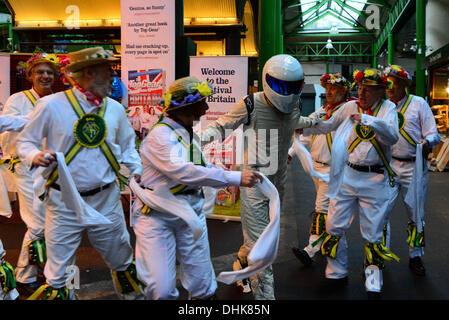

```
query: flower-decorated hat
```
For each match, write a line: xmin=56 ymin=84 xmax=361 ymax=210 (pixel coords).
xmin=383 ymin=65 xmax=412 ymax=87
xmin=17 ymin=50 xmax=60 ymax=79
xmin=320 ymin=73 xmax=351 ymax=90
xmin=352 ymin=68 xmax=389 ymax=88
xmin=64 ymin=47 xmax=118 ymax=73
xmin=159 ymin=76 xmax=213 ymax=112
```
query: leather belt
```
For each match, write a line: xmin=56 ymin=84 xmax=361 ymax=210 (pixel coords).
xmin=392 ymin=156 xmax=416 ymax=162
xmin=347 ymin=162 xmax=384 ymax=174
xmin=50 ymin=182 xmax=113 ymax=197
xmin=141 ymin=186 xmax=203 ymax=197
xmin=313 ymin=160 xmax=329 ymax=166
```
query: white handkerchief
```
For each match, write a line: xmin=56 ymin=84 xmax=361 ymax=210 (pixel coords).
xmin=0 ymin=172 xmax=12 ymax=218
xmin=326 ymin=118 xmax=353 ymax=199
xmin=215 ymin=174 xmax=280 ymax=284
xmin=202 ymin=186 xmax=217 ymax=216
xmin=129 ymin=179 xmax=203 ymax=242
xmin=404 ymin=143 xmax=425 ymax=232
xmin=55 ymin=152 xmax=112 ymax=227
xmin=291 ymin=133 xmax=329 ymax=183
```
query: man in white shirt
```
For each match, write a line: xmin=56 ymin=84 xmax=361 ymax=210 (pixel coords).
xmin=382 ymin=65 xmax=440 ymax=276
xmin=16 ymin=47 xmax=143 ymax=300
xmin=290 ymin=73 xmax=351 ymax=266
xmin=133 ymin=76 xmax=262 ymax=300
xmin=1 ymin=53 xmax=59 ymax=297
xmin=307 ymin=68 xmax=400 ymax=299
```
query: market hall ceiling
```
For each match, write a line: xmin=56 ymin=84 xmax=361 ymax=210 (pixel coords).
xmin=5 ymin=0 xmax=247 ymax=28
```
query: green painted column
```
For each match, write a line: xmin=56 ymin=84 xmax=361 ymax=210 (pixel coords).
xmin=373 ymin=55 xmax=378 ymax=68
xmin=416 ymin=0 xmax=426 ymax=97
xmin=258 ymin=0 xmax=282 ymax=90
xmin=388 ymin=33 xmax=394 ymax=65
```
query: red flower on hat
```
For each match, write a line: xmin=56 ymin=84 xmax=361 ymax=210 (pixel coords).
xmin=321 ymin=73 xmax=330 ymax=82
xmin=398 ymin=70 xmax=407 ymax=78
xmin=355 ymin=71 xmax=364 ymax=82
xmin=380 ymin=75 xmax=388 ymax=84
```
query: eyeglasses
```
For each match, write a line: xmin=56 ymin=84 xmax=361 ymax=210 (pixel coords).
xmin=34 ymin=70 xmax=54 ymax=76
xmin=265 ymin=74 xmax=303 ymax=96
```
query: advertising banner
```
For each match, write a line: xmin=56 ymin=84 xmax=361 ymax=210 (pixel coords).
xmin=121 ymin=0 xmax=175 ymax=142
xmin=190 ymin=56 xmax=248 ymax=221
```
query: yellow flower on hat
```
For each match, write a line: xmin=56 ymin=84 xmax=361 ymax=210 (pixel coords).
xmin=391 ymin=65 xmax=402 ymax=72
xmin=364 ymin=69 xmax=375 ymax=77
xmin=45 ymin=54 xmax=59 ymax=64
xmin=190 ymin=81 xmax=212 ymax=97
xmin=162 ymin=92 xmax=172 ymax=108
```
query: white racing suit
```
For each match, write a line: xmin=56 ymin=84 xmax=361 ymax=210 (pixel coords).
xmin=289 ymin=102 xmax=344 ymax=259
xmin=383 ymin=95 xmax=440 ymax=258
xmin=133 ymin=117 xmax=242 ymax=300
xmin=16 ymin=88 xmax=142 ymax=299
xmin=0 ymin=89 xmax=47 ymax=285
xmin=201 ymin=92 xmax=316 ymax=300
xmin=306 ymin=99 xmax=399 ymax=293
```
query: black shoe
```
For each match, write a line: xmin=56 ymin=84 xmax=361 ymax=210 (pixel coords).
xmin=16 ymin=281 xmax=42 ymax=298
xmin=367 ymin=291 xmax=382 ymax=300
xmin=292 ymin=247 xmax=313 ymax=266
xmin=409 ymin=257 xmax=426 ymax=276
xmin=318 ymin=277 xmax=348 ymax=294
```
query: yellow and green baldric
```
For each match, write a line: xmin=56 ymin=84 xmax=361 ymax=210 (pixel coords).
xmin=39 ymin=89 xmax=127 ymax=200
xmin=348 ymin=99 xmax=397 ymax=187
xmin=23 ymin=89 xmax=38 ymax=106
xmin=396 ymin=94 xmax=417 ymax=147
xmin=4 ymin=90 xmax=37 ymax=173
xmin=140 ymin=121 xmax=206 ymax=215
xmin=311 ymin=106 xmax=339 ymax=154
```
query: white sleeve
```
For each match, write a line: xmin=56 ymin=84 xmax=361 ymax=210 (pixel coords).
xmin=418 ymin=99 xmax=440 ymax=148
xmin=15 ymin=100 xmax=50 ymax=169
xmin=144 ymin=127 xmax=242 ymax=188
xmin=115 ymin=105 xmax=142 ymax=176
xmin=0 ymin=115 xmax=27 ymax=133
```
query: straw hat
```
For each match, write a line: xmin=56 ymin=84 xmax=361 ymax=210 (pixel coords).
xmin=160 ymin=76 xmax=214 ymax=112
xmin=352 ymin=68 xmax=388 ymax=88
xmin=18 ymin=52 xmax=59 ymax=80
xmin=65 ymin=47 xmax=118 ymax=73
xmin=383 ymin=65 xmax=413 ymax=87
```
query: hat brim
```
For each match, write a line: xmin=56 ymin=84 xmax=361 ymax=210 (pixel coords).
xmin=320 ymin=81 xmax=349 ymax=89
xmin=387 ymin=73 xmax=412 ymax=86
xmin=356 ymin=80 xmax=387 ymax=87
xmin=65 ymin=57 xmax=119 ymax=73
xmin=165 ymin=95 xmax=211 ymax=112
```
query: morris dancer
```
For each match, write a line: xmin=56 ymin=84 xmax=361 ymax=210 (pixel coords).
xmin=306 ymin=68 xmax=400 ymax=299
xmin=1 ymin=52 xmax=59 ymax=297
xmin=290 ymin=73 xmax=350 ymax=266
xmin=382 ymin=65 xmax=440 ymax=276
xmin=16 ymin=47 xmax=143 ymax=300
xmin=132 ymin=76 xmax=262 ymax=300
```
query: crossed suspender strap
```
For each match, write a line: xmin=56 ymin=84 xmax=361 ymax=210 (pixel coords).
xmin=311 ymin=106 xmax=339 ymax=153
xmin=23 ymin=90 xmax=37 ymax=106
xmin=39 ymin=89 xmax=128 ymax=200
xmin=348 ymin=99 xmax=397 ymax=187
xmin=140 ymin=122 xmax=207 ymax=215
xmin=397 ymin=94 xmax=417 ymax=147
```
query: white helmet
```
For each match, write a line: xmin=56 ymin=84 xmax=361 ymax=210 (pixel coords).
xmin=262 ymin=54 xmax=304 ymax=114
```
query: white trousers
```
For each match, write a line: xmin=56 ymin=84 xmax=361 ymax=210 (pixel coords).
xmin=133 ymin=193 xmax=216 ymax=300
xmin=14 ymin=163 xmax=46 ymax=284
xmin=325 ymin=166 xmax=391 ymax=285
xmin=384 ymin=159 xmax=427 ymax=258
xmin=304 ymin=162 xmax=330 ymax=258
xmin=44 ymin=183 xmax=133 ymax=288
